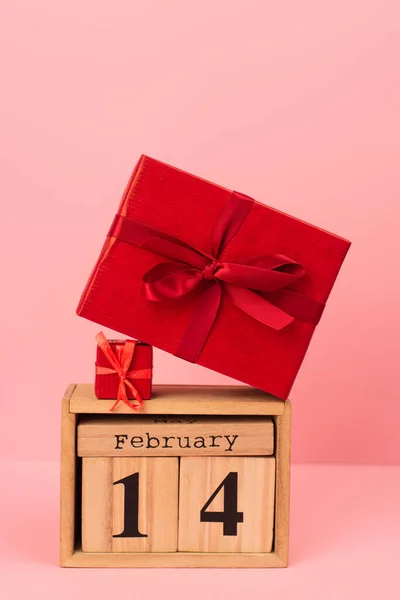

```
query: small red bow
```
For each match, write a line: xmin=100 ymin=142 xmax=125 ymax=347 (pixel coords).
xmin=95 ymin=332 xmax=151 ymax=411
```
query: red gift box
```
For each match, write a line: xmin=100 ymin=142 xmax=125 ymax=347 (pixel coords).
xmin=95 ymin=332 xmax=152 ymax=410
xmin=78 ymin=155 xmax=350 ymax=399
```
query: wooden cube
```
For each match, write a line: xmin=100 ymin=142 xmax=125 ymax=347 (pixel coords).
xmin=60 ymin=383 xmax=291 ymax=568
xmin=81 ymin=457 xmax=178 ymax=552
xmin=178 ymin=457 xmax=275 ymax=553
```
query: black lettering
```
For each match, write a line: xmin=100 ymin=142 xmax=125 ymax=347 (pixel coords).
xmin=146 ymin=433 xmax=160 ymax=448
xmin=209 ymin=435 xmax=222 ymax=448
xmin=224 ymin=435 xmax=238 ymax=452
xmin=114 ymin=434 xmax=128 ymax=450
xmin=154 ymin=418 xmax=196 ymax=424
xmin=200 ymin=472 xmax=243 ymax=535
xmin=194 ymin=436 xmax=206 ymax=448
xmin=178 ymin=436 xmax=191 ymax=449
xmin=130 ymin=436 xmax=144 ymax=448
xmin=113 ymin=473 xmax=148 ymax=538
xmin=162 ymin=436 xmax=176 ymax=448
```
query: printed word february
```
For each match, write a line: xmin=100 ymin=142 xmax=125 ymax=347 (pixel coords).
xmin=114 ymin=432 xmax=239 ymax=452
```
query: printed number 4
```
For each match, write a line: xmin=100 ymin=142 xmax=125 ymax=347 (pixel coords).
xmin=200 ymin=472 xmax=244 ymax=536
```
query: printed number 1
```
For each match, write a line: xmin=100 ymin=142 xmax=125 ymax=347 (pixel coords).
xmin=200 ymin=472 xmax=244 ymax=535
xmin=113 ymin=472 xmax=148 ymax=538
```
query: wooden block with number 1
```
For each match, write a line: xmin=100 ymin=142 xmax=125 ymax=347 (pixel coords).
xmin=82 ymin=457 xmax=178 ymax=552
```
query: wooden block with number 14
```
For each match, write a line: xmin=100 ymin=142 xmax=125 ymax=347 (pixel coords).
xmin=178 ymin=456 xmax=276 ymax=553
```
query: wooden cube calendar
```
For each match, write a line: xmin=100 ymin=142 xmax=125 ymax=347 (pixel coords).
xmin=60 ymin=384 xmax=291 ymax=568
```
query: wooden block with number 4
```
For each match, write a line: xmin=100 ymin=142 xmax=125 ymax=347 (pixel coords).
xmin=178 ymin=457 xmax=275 ymax=553
xmin=82 ymin=457 xmax=178 ymax=552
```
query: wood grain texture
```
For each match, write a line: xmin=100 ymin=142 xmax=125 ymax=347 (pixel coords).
xmin=64 ymin=549 xmax=286 ymax=568
xmin=112 ymin=458 xmax=178 ymax=552
xmin=274 ymin=401 xmax=291 ymax=566
xmin=81 ymin=458 xmax=113 ymax=552
xmin=70 ymin=383 xmax=285 ymax=415
xmin=60 ymin=384 xmax=77 ymax=566
xmin=77 ymin=415 xmax=274 ymax=457
xmin=80 ymin=457 xmax=178 ymax=553
xmin=178 ymin=456 xmax=276 ymax=553
xmin=60 ymin=383 xmax=291 ymax=568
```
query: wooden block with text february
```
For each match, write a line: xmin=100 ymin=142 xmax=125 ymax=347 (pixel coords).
xmin=77 ymin=415 xmax=274 ymax=457
xmin=61 ymin=384 xmax=291 ymax=568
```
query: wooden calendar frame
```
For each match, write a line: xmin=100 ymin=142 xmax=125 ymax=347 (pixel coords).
xmin=60 ymin=383 xmax=291 ymax=568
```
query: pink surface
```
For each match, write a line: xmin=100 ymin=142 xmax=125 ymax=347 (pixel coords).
xmin=1 ymin=462 xmax=399 ymax=596
xmin=1 ymin=1 xmax=399 ymax=463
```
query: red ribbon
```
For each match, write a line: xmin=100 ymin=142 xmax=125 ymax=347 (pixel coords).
xmin=95 ymin=332 xmax=151 ymax=411
xmin=109 ymin=191 xmax=324 ymax=362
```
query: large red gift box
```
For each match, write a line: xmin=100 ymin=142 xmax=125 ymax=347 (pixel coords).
xmin=77 ymin=155 xmax=350 ymax=399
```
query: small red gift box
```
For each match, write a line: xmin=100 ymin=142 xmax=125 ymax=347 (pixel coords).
xmin=78 ymin=155 xmax=350 ymax=399
xmin=95 ymin=332 xmax=152 ymax=410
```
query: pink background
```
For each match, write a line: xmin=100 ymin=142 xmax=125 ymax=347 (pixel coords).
xmin=1 ymin=0 xmax=399 ymax=465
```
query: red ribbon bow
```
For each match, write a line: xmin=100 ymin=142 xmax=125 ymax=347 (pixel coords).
xmin=95 ymin=332 xmax=151 ymax=411
xmin=110 ymin=191 xmax=324 ymax=362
